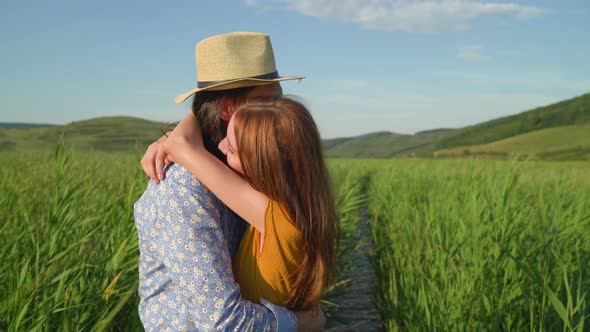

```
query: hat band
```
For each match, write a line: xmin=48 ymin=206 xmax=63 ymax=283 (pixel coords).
xmin=197 ymin=71 xmax=280 ymax=88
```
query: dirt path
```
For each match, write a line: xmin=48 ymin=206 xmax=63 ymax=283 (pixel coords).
xmin=326 ymin=197 xmax=382 ymax=331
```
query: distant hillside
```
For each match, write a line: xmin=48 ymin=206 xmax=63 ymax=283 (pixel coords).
xmin=1 ymin=115 xmax=457 ymax=157
xmin=435 ymin=93 xmax=590 ymax=151
xmin=323 ymin=92 xmax=590 ymax=159
xmin=322 ymin=137 xmax=355 ymax=150
xmin=2 ymin=92 xmax=589 ymax=160
xmin=324 ymin=129 xmax=458 ymax=158
xmin=0 ymin=116 xmax=167 ymax=152
xmin=435 ymin=124 xmax=590 ymax=161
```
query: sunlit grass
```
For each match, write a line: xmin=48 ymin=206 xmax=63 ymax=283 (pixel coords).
xmin=2 ymin=148 xmax=589 ymax=330
xmin=0 ymin=148 xmax=366 ymax=330
xmin=368 ymin=159 xmax=590 ymax=331
xmin=0 ymin=147 xmax=145 ymax=331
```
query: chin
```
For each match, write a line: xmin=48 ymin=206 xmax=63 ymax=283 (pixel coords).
xmin=229 ymin=165 xmax=246 ymax=178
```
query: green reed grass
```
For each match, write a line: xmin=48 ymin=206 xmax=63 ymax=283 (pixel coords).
xmin=3 ymin=147 xmax=588 ymax=330
xmin=0 ymin=148 xmax=365 ymax=330
xmin=368 ymin=159 xmax=590 ymax=331
xmin=0 ymin=146 xmax=146 ymax=331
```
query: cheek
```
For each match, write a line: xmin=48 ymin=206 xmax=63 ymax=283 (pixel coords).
xmin=227 ymin=155 xmax=244 ymax=174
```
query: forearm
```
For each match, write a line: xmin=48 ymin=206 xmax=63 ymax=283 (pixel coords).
xmin=177 ymin=145 xmax=268 ymax=233
xmin=173 ymin=111 xmax=204 ymax=146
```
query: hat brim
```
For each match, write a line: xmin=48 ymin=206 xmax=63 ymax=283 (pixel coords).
xmin=174 ymin=76 xmax=304 ymax=104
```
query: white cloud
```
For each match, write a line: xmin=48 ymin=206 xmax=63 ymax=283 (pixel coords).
xmin=457 ymin=45 xmax=492 ymax=62
xmin=247 ymin=0 xmax=544 ymax=32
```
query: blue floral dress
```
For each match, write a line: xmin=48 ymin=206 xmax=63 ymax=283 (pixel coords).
xmin=134 ymin=163 xmax=297 ymax=331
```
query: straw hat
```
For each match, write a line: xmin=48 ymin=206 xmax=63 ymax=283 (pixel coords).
xmin=175 ymin=32 xmax=304 ymax=103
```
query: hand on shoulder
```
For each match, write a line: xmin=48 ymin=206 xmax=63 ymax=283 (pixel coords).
xmin=141 ymin=135 xmax=171 ymax=184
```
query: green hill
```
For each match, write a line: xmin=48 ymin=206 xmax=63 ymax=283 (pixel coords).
xmin=322 ymin=136 xmax=355 ymax=150
xmin=435 ymin=92 xmax=590 ymax=150
xmin=1 ymin=116 xmax=457 ymax=158
xmin=324 ymin=129 xmax=458 ymax=158
xmin=322 ymin=93 xmax=590 ymax=159
xmin=435 ymin=124 xmax=590 ymax=161
xmin=2 ymin=91 xmax=589 ymax=160
xmin=0 ymin=116 xmax=167 ymax=152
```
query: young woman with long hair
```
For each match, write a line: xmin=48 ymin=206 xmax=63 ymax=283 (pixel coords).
xmin=162 ymin=96 xmax=338 ymax=310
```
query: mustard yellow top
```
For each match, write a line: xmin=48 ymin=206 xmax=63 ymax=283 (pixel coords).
xmin=233 ymin=200 xmax=304 ymax=306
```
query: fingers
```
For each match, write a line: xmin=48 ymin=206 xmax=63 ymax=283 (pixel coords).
xmin=155 ymin=146 xmax=167 ymax=181
xmin=140 ymin=135 xmax=170 ymax=184
xmin=141 ymin=143 xmax=159 ymax=184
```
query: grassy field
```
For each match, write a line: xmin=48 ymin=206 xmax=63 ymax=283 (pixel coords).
xmin=367 ymin=159 xmax=590 ymax=331
xmin=0 ymin=147 xmax=365 ymax=331
xmin=0 ymin=148 xmax=146 ymax=330
xmin=1 ymin=149 xmax=589 ymax=330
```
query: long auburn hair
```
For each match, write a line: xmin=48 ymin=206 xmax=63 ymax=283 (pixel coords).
xmin=233 ymin=97 xmax=338 ymax=310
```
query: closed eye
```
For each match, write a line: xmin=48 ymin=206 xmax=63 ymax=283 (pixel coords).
xmin=227 ymin=140 xmax=236 ymax=154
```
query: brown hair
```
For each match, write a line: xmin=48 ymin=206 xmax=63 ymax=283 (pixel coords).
xmin=233 ymin=97 xmax=338 ymax=310
xmin=190 ymin=86 xmax=255 ymax=161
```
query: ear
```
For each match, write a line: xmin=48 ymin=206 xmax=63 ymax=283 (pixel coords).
xmin=219 ymin=107 xmax=234 ymax=121
xmin=218 ymin=96 xmax=236 ymax=121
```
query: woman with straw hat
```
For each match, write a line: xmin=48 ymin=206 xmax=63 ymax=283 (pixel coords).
xmin=134 ymin=32 xmax=325 ymax=331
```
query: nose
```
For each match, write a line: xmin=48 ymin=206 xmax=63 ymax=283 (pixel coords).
xmin=218 ymin=138 xmax=228 ymax=155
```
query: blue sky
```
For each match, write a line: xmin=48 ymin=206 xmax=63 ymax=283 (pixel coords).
xmin=1 ymin=0 xmax=589 ymax=138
